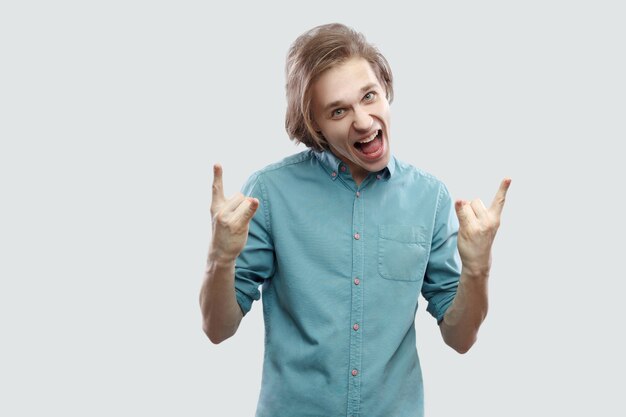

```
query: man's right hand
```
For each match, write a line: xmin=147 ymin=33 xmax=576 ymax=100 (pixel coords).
xmin=209 ymin=164 xmax=259 ymax=263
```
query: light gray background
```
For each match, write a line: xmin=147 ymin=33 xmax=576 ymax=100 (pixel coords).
xmin=1 ymin=1 xmax=624 ymax=416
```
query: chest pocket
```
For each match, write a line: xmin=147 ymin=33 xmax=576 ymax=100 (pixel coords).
xmin=378 ymin=225 xmax=430 ymax=282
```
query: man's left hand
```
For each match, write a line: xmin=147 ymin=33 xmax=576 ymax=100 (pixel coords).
xmin=454 ymin=178 xmax=512 ymax=279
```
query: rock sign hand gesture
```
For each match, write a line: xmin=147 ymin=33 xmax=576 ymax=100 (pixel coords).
xmin=454 ymin=178 xmax=512 ymax=278
xmin=209 ymin=164 xmax=259 ymax=263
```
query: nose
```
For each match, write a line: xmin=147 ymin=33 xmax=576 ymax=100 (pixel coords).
xmin=352 ymin=106 xmax=373 ymax=132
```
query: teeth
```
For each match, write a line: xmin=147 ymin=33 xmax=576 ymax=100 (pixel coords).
xmin=358 ymin=131 xmax=378 ymax=144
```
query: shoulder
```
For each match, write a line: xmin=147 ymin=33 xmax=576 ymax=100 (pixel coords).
xmin=241 ymin=150 xmax=317 ymax=192
xmin=391 ymin=157 xmax=454 ymax=217
xmin=254 ymin=150 xmax=316 ymax=176
xmin=391 ymin=156 xmax=449 ymax=194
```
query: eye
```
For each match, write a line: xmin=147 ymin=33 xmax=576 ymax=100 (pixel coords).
xmin=331 ymin=108 xmax=345 ymax=118
xmin=364 ymin=91 xmax=376 ymax=101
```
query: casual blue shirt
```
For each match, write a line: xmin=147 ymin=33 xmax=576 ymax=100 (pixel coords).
xmin=235 ymin=149 xmax=461 ymax=417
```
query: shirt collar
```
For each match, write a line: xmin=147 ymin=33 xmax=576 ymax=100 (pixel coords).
xmin=312 ymin=149 xmax=395 ymax=181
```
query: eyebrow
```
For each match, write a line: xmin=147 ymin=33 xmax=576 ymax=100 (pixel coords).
xmin=323 ymin=83 xmax=379 ymax=113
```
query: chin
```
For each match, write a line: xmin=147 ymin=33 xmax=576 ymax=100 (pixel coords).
xmin=370 ymin=156 xmax=390 ymax=172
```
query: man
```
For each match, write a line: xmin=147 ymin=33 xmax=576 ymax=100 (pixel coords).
xmin=200 ymin=23 xmax=510 ymax=417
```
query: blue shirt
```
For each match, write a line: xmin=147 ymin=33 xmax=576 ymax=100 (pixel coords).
xmin=235 ymin=149 xmax=461 ymax=417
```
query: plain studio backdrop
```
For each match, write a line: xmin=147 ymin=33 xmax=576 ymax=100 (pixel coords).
xmin=1 ymin=1 xmax=624 ymax=416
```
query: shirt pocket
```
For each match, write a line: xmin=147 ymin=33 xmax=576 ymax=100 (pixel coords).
xmin=378 ymin=224 xmax=430 ymax=282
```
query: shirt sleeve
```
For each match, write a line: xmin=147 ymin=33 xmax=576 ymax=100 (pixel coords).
xmin=421 ymin=182 xmax=461 ymax=323
xmin=234 ymin=172 xmax=275 ymax=316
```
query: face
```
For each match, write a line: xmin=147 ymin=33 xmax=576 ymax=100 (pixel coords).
xmin=311 ymin=57 xmax=391 ymax=182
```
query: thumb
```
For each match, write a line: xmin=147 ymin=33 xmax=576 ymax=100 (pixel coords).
xmin=232 ymin=197 xmax=260 ymax=225
xmin=455 ymin=200 xmax=471 ymax=227
xmin=245 ymin=198 xmax=260 ymax=220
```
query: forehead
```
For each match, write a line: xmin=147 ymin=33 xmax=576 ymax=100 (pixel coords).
xmin=312 ymin=57 xmax=381 ymax=108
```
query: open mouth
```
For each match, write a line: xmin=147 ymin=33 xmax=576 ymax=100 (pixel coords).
xmin=354 ymin=130 xmax=383 ymax=156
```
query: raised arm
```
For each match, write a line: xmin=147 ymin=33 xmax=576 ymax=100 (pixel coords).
xmin=439 ymin=178 xmax=511 ymax=353
xmin=200 ymin=164 xmax=259 ymax=344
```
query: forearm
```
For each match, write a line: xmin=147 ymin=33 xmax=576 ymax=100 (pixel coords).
xmin=439 ymin=269 xmax=489 ymax=354
xmin=199 ymin=254 xmax=244 ymax=344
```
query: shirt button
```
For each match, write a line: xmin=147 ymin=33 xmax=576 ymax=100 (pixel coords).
xmin=376 ymin=174 xmax=382 ymax=180
xmin=356 ymin=191 xmax=360 ymax=198
xmin=354 ymin=278 xmax=360 ymax=285
xmin=340 ymin=165 xmax=347 ymax=172
xmin=331 ymin=171 xmax=337 ymax=177
xmin=354 ymin=233 xmax=360 ymax=240
xmin=353 ymin=323 xmax=359 ymax=331
xmin=352 ymin=369 xmax=358 ymax=376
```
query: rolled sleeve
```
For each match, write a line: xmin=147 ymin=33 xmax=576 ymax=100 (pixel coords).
xmin=234 ymin=173 xmax=275 ymax=316
xmin=422 ymin=183 xmax=461 ymax=323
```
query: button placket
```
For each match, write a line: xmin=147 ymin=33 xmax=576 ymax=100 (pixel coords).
xmin=347 ymin=179 xmax=365 ymax=416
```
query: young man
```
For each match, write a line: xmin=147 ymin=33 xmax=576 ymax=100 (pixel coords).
xmin=200 ymin=23 xmax=511 ymax=417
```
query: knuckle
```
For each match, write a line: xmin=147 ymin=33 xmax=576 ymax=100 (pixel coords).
xmin=215 ymin=212 xmax=229 ymax=226
xmin=486 ymin=213 xmax=499 ymax=227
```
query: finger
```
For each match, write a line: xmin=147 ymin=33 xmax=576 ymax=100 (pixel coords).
xmin=230 ymin=197 xmax=260 ymax=225
xmin=455 ymin=200 xmax=477 ymax=228
xmin=219 ymin=192 xmax=246 ymax=217
xmin=211 ymin=164 xmax=225 ymax=207
xmin=489 ymin=178 xmax=512 ymax=216
xmin=470 ymin=198 xmax=489 ymax=221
